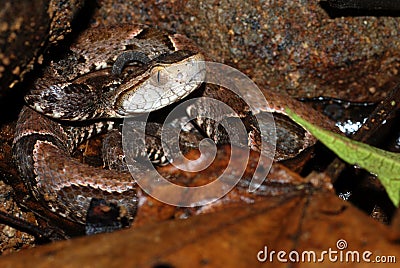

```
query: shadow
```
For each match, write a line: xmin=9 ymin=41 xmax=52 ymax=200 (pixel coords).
xmin=320 ymin=1 xmax=400 ymax=18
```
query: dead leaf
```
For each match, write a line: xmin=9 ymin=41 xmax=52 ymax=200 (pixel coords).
xmin=0 ymin=188 xmax=399 ymax=267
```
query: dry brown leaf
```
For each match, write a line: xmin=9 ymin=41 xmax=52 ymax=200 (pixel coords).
xmin=0 ymin=187 xmax=399 ymax=267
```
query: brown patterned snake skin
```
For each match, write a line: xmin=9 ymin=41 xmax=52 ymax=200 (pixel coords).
xmin=12 ymin=24 xmax=336 ymax=228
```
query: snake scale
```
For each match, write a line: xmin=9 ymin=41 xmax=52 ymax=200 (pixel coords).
xmin=12 ymin=24 xmax=336 ymax=229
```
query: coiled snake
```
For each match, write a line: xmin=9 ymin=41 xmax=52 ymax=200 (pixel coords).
xmin=12 ymin=24 xmax=335 ymax=230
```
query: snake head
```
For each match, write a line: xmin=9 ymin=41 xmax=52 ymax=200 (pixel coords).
xmin=26 ymin=50 xmax=205 ymax=120
xmin=113 ymin=50 xmax=206 ymax=117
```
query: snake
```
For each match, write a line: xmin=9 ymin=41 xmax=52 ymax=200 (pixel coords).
xmin=12 ymin=24 xmax=336 ymax=230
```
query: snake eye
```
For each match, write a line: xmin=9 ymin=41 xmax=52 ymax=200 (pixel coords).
xmin=149 ymin=67 xmax=169 ymax=86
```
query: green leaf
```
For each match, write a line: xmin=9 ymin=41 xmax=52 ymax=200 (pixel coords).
xmin=285 ymin=108 xmax=400 ymax=207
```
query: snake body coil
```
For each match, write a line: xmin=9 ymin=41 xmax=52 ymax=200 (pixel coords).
xmin=12 ymin=24 xmax=336 ymax=229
